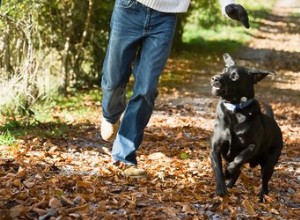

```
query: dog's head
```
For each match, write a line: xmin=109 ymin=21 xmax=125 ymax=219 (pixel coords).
xmin=211 ymin=53 xmax=273 ymax=103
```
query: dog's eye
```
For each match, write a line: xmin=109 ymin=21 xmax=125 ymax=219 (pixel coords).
xmin=230 ymin=72 xmax=239 ymax=81
xmin=222 ymin=68 xmax=228 ymax=74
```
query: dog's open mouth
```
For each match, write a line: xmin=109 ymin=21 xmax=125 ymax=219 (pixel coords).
xmin=211 ymin=75 xmax=225 ymax=96
xmin=211 ymin=85 xmax=224 ymax=96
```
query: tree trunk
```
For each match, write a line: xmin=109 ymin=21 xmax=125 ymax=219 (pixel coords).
xmin=172 ymin=14 xmax=185 ymax=52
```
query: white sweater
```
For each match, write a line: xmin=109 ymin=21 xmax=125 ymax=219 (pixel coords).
xmin=136 ymin=0 xmax=235 ymax=13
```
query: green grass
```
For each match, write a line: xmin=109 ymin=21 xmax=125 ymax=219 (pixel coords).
xmin=0 ymin=88 xmax=102 ymax=144
xmin=0 ymin=130 xmax=16 ymax=146
xmin=32 ymin=88 xmax=102 ymax=122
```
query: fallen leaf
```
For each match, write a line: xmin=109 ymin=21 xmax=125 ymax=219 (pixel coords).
xmin=23 ymin=178 xmax=36 ymax=188
xmin=179 ymin=152 xmax=189 ymax=160
xmin=163 ymin=206 xmax=178 ymax=217
xmin=13 ymin=179 xmax=22 ymax=187
xmin=10 ymin=205 xmax=25 ymax=219
xmin=38 ymin=208 xmax=57 ymax=220
xmin=271 ymin=208 xmax=280 ymax=215
xmin=181 ymin=203 xmax=196 ymax=214
xmin=32 ymin=207 xmax=47 ymax=216
xmin=148 ymin=152 xmax=167 ymax=160
xmin=60 ymin=196 xmax=74 ymax=206
xmin=49 ymin=197 xmax=62 ymax=208
xmin=65 ymin=204 xmax=89 ymax=213
xmin=242 ymin=199 xmax=256 ymax=215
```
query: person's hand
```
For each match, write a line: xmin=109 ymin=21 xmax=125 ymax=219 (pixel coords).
xmin=225 ymin=4 xmax=249 ymax=28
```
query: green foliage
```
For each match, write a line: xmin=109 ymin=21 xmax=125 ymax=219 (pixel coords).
xmin=187 ymin=0 xmax=221 ymax=28
xmin=0 ymin=119 xmax=22 ymax=131
xmin=0 ymin=117 xmax=69 ymax=141
xmin=0 ymin=0 xmax=113 ymax=115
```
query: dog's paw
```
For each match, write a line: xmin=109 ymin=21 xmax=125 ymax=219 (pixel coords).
xmin=226 ymin=179 xmax=236 ymax=188
xmin=259 ymin=187 xmax=269 ymax=202
xmin=216 ymin=183 xmax=228 ymax=196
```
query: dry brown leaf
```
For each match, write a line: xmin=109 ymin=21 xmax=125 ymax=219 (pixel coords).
xmin=60 ymin=196 xmax=74 ymax=206
xmin=229 ymin=206 xmax=237 ymax=219
xmin=16 ymin=166 xmax=27 ymax=178
xmin=49 ymin=197 xmax=62 ymax=208
xmin=73 ymin=195 xmax=85 ymax=205
xmin=32 ymin=207 xmax=47 ymax=216
xmin=270 ymin=208 xmax=280 ymax=215
xmin=10 ymin=205 xmax=25 ymax=219
xmin=220 ymin=196 xmax=229 ymax=211
xmin=13 ymin=179 xmax=22 ymax=187
xmin=292 ymin=192 xmax=300 ymax=203
xmin=23 ymin=178 xmax=36 ymax=188
xmin=127 ymin=201 xmax=137 ymax=209
xmin=148 ymin=152 xmax=167 ymax=160
xmin=264 ymin=194 xmax=275 ymax=203
xmin=163 ymin=206 xmax=178 ymax=217
xmin=181 ymin=203 xmax=196 ymax=214
xmin=48 ymin=146 xmax=59 ymax=154
xmin=242 ymin=199 xmax=256 ymax=215
xmin=76 ymin=181 xmax=94 ymax=191
xmin=293 ymin=209 xmax=300 ymax=216
xmin=65 ymin=204 xmax=89 ymax=213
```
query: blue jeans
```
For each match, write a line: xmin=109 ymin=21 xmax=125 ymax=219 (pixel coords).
xmin=101 ymin=0 xmax=177 ymax=165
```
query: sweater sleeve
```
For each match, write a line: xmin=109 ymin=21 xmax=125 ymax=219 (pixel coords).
xmin=136 ymin=0 xmax=190 ymax=13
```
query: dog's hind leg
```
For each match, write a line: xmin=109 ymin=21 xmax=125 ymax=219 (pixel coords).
xmin=260 ymin=102 xmax=274 ymax=118
xmin=260 ymin=150 xmax=281 ymax=201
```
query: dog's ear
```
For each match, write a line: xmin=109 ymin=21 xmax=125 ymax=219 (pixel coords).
xmin=248 ymin=69 xmax=274 ymax=84
xmin=223 ymin=53 xmax=235 ymax=67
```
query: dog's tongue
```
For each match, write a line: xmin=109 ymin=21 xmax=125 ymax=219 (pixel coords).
xmin=211 ymin=86 xmax=221 ymax=95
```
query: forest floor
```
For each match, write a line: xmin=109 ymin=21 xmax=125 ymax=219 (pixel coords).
xmin=1 ymin=0 xmax=300 ymax=219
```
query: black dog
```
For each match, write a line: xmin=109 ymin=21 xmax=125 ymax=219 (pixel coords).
xmin=210 ymin=53 xmax=283 ymax=200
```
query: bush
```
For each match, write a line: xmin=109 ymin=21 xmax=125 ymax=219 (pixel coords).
xmin=0 ymin=0 xmax=113 ymax=115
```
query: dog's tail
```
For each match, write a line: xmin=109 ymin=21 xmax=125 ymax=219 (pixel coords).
xmin=260 ymin=101 xmax=274 ymax=118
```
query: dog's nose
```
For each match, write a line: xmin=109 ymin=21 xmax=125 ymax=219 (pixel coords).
xmin=211 ymin=75 xmax=221 ymax=85
xmin=211 ymin=75 xmax=219 ymax=82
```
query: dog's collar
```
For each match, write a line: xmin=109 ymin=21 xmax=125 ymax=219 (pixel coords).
xmin=222 ymin=99 xmax=254 ymax=112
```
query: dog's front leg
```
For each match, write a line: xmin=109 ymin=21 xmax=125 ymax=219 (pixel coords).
xmin=210 ymin=149 xmax=227 ymax=196
xmin=226 ymin=144 xmax=256 ymax=187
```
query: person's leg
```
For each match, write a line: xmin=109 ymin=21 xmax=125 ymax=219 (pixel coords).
xmin=101 ymin=0 xmax=142 ymax=125
xmin=112 ymin=8 xmax=177 ymax=165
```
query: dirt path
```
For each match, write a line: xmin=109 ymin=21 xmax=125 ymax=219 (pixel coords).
xmin=237 ymin=0 xmax=300 ymax=93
